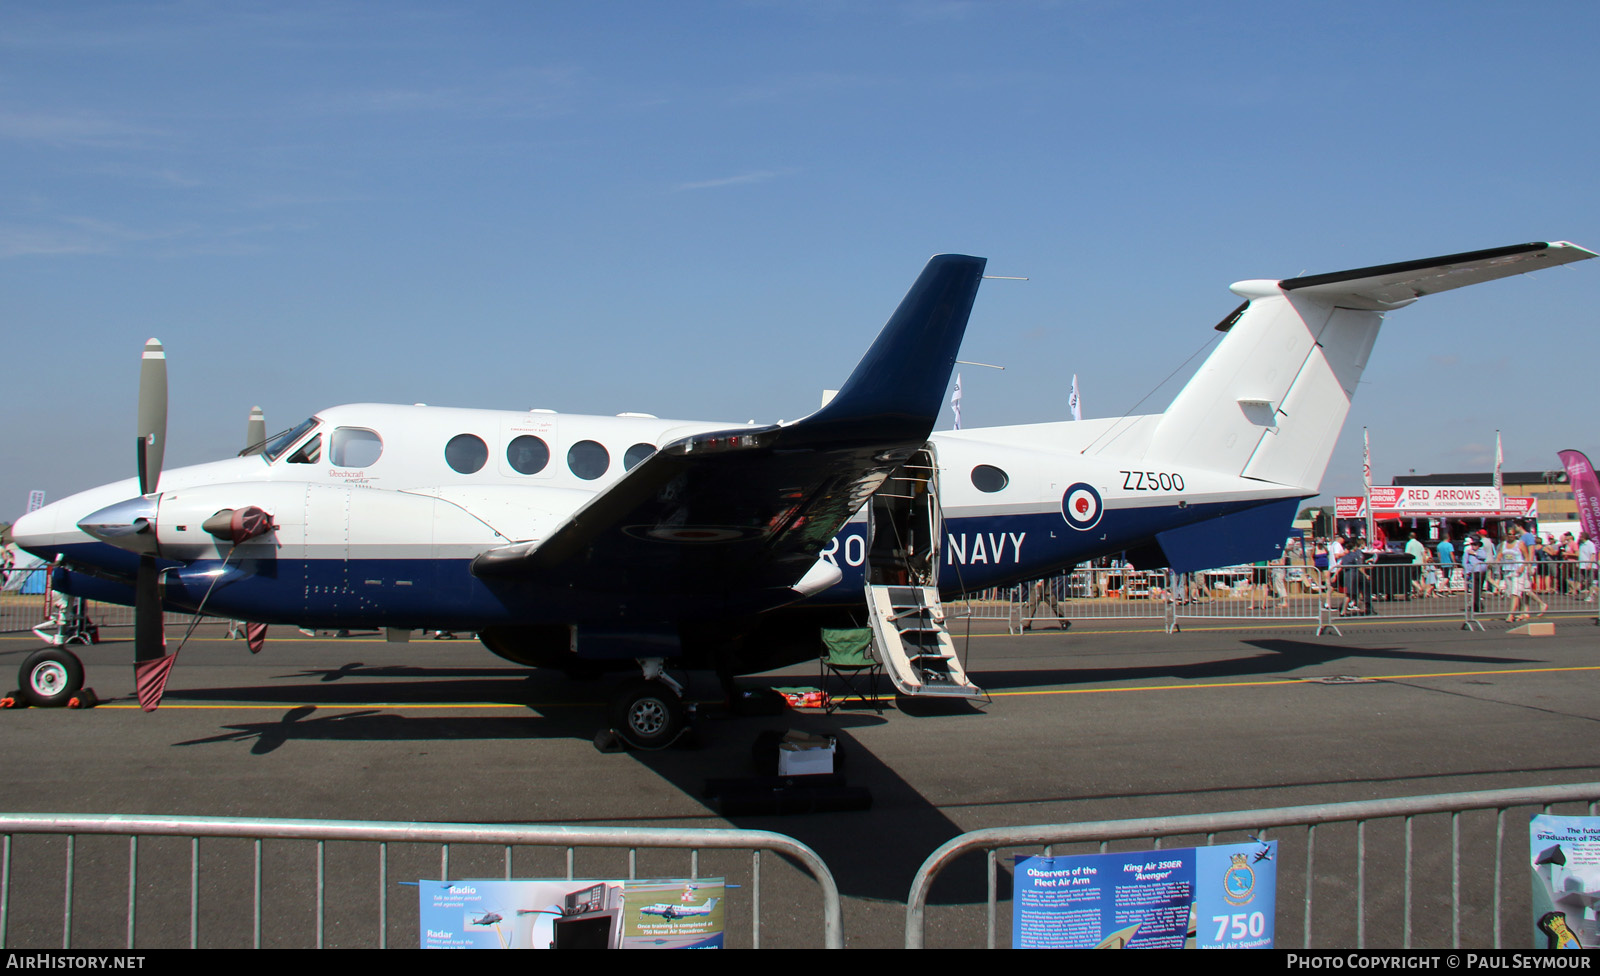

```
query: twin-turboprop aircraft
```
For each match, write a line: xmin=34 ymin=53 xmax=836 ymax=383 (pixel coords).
xmin=12 ymin=241 xmax=1594 ymax=746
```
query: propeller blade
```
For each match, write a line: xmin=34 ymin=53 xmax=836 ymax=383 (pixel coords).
xmin=133 ymin=553 xmax=172 ymax=710
xmin=136 ymin=339 xmax=167 ymax=495
xmin=245 ymin=406 xmax=265 ymax=455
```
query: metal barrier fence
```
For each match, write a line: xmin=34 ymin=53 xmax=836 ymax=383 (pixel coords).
xmin=946 ymin=584 xmax=1024 ymax=626
xmin=905 ymin=782 xmax=1600 ymax=949
xmin=1001 ymin=559 xmax=1600 ymax=634
xmin=0 ymin=569 xmax=53 ymax=635
xmin=11 ymin=559 xmax=1594 ymax=642
xmin=2 ymin=567 xmax=229 ymax=639
xmin=0 ymin=814 xmax=842 ymax=949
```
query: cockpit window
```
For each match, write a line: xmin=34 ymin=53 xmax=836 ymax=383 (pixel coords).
xmin=330 ymin=427 xmax=383 ymax=467
xmin=287 ymin=433 xmax=322 ymax=465
xmin=262 ymin=417 xmax=320 ymax=462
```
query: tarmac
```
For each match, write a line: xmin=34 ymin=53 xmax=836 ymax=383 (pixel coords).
xmin=2 ymin=613 xmax=1598 ymax=949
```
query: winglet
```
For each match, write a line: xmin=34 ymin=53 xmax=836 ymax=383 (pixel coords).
xmin=797 ymin=254 xmax=986 ymax=443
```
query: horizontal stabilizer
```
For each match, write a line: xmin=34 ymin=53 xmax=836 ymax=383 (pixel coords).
xmin=1276 ymin=241 xmax=1595 ymax=310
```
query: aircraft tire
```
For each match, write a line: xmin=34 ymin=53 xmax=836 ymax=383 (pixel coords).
xmin=19 ymin=648 xmax=84 ymax=708
xmin=611 ymin=680 xmax=686 ymax=751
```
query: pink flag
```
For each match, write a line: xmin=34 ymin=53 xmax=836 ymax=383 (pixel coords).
xmin=1558 ymin=449 xmax=1600 ymax=543
xmin=246 ymin=621 xmax=268 ymax=654
xmin=135 ymin=653 xmax=179 ymax=712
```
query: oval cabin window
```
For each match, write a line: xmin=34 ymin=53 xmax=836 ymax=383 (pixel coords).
xmin=567 ymin=440 xmax=610 ymax=480
xmin=971 ymin=464 xmax=1010 ymax=493
xmin=445 ymin=433 xmax=488 ymax=474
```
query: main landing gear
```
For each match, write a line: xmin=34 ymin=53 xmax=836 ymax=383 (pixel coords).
xmin=609 ymin=659 xmax=693 ymax=750
xmin=18 ymin=648 xmax=85 ymax=708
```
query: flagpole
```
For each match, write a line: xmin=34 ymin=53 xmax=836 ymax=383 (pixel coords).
xmin=1364 ymin=428 xmax=1376 ymax=544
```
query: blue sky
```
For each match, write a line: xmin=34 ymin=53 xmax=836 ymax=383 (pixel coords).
xmin=3 ymin=1 xmax=1596 ymax=519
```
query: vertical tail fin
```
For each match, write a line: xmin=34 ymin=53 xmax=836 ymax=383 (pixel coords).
xmin=1146 ymin=242 xmax=1594 ymax=492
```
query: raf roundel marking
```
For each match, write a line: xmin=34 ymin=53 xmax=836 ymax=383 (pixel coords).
xmin=1061 ymin=482 xmax=1103 ymax=531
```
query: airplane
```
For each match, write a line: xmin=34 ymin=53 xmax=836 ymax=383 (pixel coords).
xmin=638 ymin=896 xmax=719 ymax=921
xmin=11 ymin=241 xmax=1595 ymax=748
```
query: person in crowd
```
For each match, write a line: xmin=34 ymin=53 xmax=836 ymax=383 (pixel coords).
xmin=1464 ymin=535 xmax=1489 ymax=614
xmin=1580 ymin=532 xmax=1598 ymax=602
xmin=1412 ymin=546 xmax=1439 ymax=599
xmin=1505 ymin=530 xmax=1547 ymax=621
xmin=1340 ymin=538 xmax=1373 ymax=615
xmin=1022 ymin=577 xmax=1068 ymax=631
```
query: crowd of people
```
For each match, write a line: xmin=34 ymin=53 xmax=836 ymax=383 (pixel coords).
xmin=1313 ymin=521 xmax=1596 ymax=620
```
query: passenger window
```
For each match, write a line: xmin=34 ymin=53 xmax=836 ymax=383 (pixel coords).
xmin=567 ymin=440 xmax=610 ymax=480
xmin=623 ymin=442 xmax=656 ymax=471
xmin=507 ymin=435 xmax=550 ymax=475
xmin=287 ymin=434 xmax=322 ymax=465
xmin=445 ymin=433 xmax=488 ymax=474
xmin=330 ymin=428 xmax=383 ymax=467
xmin=971 ymin=464 xmax=1009 ymax=492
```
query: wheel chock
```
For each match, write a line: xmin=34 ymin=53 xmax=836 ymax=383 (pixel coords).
xmin=67 ymin=688 xmax=99 ymax=709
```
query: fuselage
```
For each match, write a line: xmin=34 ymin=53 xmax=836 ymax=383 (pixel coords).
xmin=14 ymin=400 xmax=1305 ymax=634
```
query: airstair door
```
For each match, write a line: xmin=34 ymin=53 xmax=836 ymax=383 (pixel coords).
xmin=863 ymin=584 xmax=983 ymax=699
xmin=862 ymin=446 xmax=983 ymax=700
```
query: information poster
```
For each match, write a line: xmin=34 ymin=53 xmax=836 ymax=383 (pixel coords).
xmin=419 ymin=877 xmax=725 ymax=949
xmin=1013 ymin=840 xmax=1276 ymax=949
xmin=1530 ymin=815 xmax=1600 ymax=949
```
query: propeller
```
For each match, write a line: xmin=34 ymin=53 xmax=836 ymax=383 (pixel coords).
xmin=136 ymin=339 xmax=166 ymax=496
xmin=132 ymin=339 xmax=171 ymax=710
xmin=237 ymin=406 xmax=270 ymax=652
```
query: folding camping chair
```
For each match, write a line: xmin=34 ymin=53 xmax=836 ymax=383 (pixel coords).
xmin=819 ymin=626 xmax=884 ymax=713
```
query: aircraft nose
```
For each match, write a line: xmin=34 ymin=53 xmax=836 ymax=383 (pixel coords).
xmin=11 ymin=505 xmax=60 ymax=559
xmin=77 ymin=496 xmax=160 ymax=554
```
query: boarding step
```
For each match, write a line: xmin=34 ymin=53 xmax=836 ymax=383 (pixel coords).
xmin=864 ymin=585 xmax=984 ymax=700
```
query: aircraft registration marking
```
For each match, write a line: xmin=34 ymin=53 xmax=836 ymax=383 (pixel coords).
xmin=1120 ymin=470 xmax=1186 ymax=492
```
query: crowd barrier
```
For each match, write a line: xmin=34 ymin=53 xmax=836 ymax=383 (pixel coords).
xmin=9 ymin=560 xmax=1596 ymax=644
xmin=0 ymin=814 xmax=841 ymax=949
xmin=5 ymin=784 xmax=1595 ymax=949
xmin=1006 ymin=559 xmax=1600 ymax=634
xmin=906 ymin=782 xmax=1600 ymax=949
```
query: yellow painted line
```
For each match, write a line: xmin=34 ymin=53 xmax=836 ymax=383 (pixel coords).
xmin=988 ymin=664 xmax=1600 ymax=698
xmin=86 ymin=701 xmax=594 ymax=711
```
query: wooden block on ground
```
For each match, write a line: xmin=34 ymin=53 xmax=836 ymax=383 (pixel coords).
xmin=1508 ymin=621 xmax=1555 ymax=636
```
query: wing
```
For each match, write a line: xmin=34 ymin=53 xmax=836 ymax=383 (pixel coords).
xmin=471 ymin=254 xmax=987 ymax=614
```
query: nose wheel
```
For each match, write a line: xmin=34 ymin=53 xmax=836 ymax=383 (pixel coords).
xmin=18 ymin=648 xmax=85 ymax=708
xmin=610 ymin=678 xmax=690 ymax=750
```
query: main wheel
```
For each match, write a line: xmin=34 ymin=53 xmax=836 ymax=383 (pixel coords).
xmin=610 ymin=680 xmax=686 ymax=750
xmin=19 ymin=648 xmax=84 ymax=708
